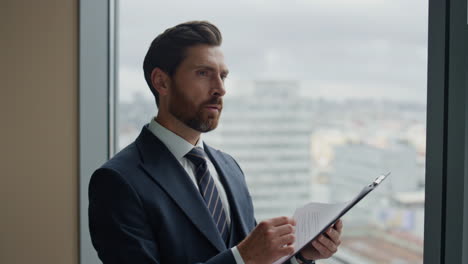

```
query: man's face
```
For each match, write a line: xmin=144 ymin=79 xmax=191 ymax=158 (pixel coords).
xmin=167 ymin=44 xmax=228 ymax=133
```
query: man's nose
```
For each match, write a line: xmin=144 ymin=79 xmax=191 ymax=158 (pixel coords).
xmin=211 ymin=75 xmax=226 ymax=97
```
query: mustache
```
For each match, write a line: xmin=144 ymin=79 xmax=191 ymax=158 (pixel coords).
xmin=203 ymin=97 xmax=223 ymax=106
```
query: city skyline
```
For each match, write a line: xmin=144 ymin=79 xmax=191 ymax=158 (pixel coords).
xmin=116 ymin=80 xmax=425 ymax=263
xmin=116 ymin=1 xmax=428 ymax=262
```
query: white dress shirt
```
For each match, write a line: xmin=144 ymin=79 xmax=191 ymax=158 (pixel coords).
xmin=147 ymin=118 xmax=300 ymax=264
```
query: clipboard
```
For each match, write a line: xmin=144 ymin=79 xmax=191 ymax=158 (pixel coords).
xmin=275 ymin=172 xmax=391 ymax=264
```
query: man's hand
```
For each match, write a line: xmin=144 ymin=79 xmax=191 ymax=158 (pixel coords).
xmin=237 ymin=216 xmax=296 ymax=264
xmin=300 ymin=219 xmax=343 ymax=261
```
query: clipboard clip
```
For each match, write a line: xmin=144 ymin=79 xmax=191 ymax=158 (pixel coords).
xmin=371 ymin=172 xmax=391 ymax=187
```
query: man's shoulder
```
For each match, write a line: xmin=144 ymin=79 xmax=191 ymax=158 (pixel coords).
xmin=104 ymin=142 xmax=140 ymax=170
xmin=205 ymin=143 xmax=242 ymax=170
xmin=91 ymin=141 xmax=143 ymax=183
xmin=89 ymin=140 xmax=153 ymax=196
xmin=205 ymin=143 xmax=232 ymax=159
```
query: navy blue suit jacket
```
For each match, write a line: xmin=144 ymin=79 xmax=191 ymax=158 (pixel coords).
xmin=89 ymin=126 xmax=257 ymax=264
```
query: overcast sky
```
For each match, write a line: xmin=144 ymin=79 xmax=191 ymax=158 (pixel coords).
xmin=117 ymin=0 xmax=428 ymax=103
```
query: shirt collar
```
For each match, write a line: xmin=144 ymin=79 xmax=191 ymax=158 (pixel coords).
xmin=148 ymin=117 xmax=204 ymax=161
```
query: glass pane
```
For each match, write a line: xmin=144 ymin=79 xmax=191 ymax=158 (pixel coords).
xmin=116 ymin=1 xmax=427 ymax=263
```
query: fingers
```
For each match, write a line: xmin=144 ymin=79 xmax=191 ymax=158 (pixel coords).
xmin=277 ymin=233 xmax=296 ymax=246
xmin=257 ymin=217 xmax=296 ymax=246
xmin=275 ymin=223 xmax=296 ymax=236
xmin=279 ymin=244 xmax=296 ymax=256
xmin=238 ymin=216 xmax=298 ymax=263
xmin=324 ymin=226 xmax=341 ymax=245
xmin=312 ymin=240 xmax=333 ymax=258
xmin=334 ymin=219 xmax=343 ymax=233
xmin=269 ymin=216 xmax=296 ymax=227
xmin=311 ymin=220 xmax=343 ymax=258
xmin=312 ymin=236 xmax=337 ymax=258
xmin=296 ymin=220 xmax=343 ymax=260
xmin=318 ymin=235 xmax=338 ymax=252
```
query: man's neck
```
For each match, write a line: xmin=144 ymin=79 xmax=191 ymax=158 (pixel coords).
xmin=154 ymin=115 xmax=201 ymax=146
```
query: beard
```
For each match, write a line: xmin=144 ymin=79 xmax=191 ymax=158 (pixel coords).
xmin=168 ymin=83 xmax=222 ymax=133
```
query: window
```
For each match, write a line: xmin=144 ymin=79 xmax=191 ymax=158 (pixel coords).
xmin=116 ymin=1 xmax=427 ymax=263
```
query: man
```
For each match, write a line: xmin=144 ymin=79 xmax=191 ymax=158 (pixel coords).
xmin=89 ymin=21 xmax=343 ymax=264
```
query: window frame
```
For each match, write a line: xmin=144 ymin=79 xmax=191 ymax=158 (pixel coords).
xmin=424 ymin=0 xmax=468 ymax=263
xmin=79 ymin=0 xmax=117 ymax=263
xmin=79 ymin=0 xmax=468 ymax=263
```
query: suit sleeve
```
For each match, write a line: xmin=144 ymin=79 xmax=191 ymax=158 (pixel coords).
xmin=227 ymin=157 xmax=296 ymax=264
xmin=88 ymin=167 xmax=236 ymax=264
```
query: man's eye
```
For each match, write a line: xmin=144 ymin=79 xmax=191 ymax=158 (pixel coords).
xmin=197 ymin=70 xmax=208 ymax=76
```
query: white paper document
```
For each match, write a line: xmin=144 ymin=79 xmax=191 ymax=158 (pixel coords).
xmin=272 ymin=201 xmax=349 ymax=264
xmin=272 ymin=173 xmax=390 ymax=264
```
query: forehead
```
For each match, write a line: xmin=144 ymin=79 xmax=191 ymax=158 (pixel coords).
xmin=181 ymin=45 xmax=228 ymax=71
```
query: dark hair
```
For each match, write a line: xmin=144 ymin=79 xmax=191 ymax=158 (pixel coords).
xmin=143 ymin=21 xmax=223 ymax=107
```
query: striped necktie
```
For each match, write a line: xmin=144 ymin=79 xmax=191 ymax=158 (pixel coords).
xmin=185 ymin=147 xmax=229 ymax=243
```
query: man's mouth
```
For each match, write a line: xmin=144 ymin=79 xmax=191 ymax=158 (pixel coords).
xmin=205 ymin=105 xmax=222 ymax=111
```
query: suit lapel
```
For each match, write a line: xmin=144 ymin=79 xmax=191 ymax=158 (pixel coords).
xmin=204 ymin=144 xmax=251 ymax=239
xmin=135 ymin=127 xmax=226 ymax=252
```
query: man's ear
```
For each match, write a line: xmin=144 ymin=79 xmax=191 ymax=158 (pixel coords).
xmin=150 ymin=68 xmax=171 ymax=97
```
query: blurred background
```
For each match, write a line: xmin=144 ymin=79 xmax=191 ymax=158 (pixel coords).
xmin=116 ymin=1 xmax=427 ymax=263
